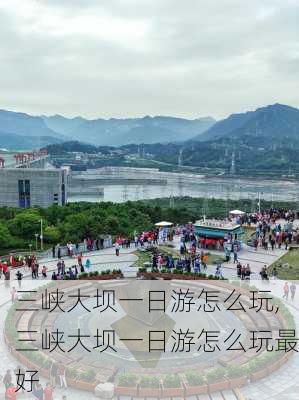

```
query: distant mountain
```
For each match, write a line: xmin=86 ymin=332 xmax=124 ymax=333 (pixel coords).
xmin=0 ymin=109 xmax=64 ymax=139
xmin=0 ymin=130 xmax=63 ymax=150
xmin=42 ymin=114 xmax=86 ymax=136
xmin=192 ymin=104 xmax=299 ymax=142
xmin=42 ymin=115 xmax=216 ymax=145
xmin=0 ymin=108 xmax=215 ymax=148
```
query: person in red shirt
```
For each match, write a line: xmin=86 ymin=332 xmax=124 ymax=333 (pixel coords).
xmin=44 ymin=382 xmax=54 ymax=400
xmin=5 ymin=383 xmax=17 ymax=400
xmin=2 ymin=262 xmax=8 ymax=275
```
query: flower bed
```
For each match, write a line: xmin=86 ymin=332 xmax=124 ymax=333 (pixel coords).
xmin=137 ymin=269 xmax=223 ymax=280
xmin=161 ymin=374 xmax=185 ymax=398
xmin=138 ymin=375 xmax=161 ymax=397
xmin=115 ymin=373 xmax=138 ymax=397
xmin=78 ymin=269 xmax=123 ymax=280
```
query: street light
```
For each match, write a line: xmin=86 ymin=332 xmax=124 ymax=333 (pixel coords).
xmin=29 ymin=243 xmax=32 ymax=255
xmin=34 ymin=233 xmax=39 ymax=251
xmin=40 ymin=218 xmax=44 ymax=251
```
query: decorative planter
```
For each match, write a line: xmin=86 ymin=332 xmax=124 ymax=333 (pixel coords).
xmin=137 ymin=272 xmax=211 ymax=281
xmin=66 ymin=378 xmax=77 ymax=387
xmin=208 ymin=379 xmax=230 ymax=393
xmin=80 ymin=273 xmax=123 ymax=281
xmin=115 ymin=385 xmax=138 ymax=397
xmin=228 ymin=375 xmax=247 ymax=388
xmin=74 ymin=379 xmax=95 ymax=392
xmin=138 ymin=386 xmax=161 ymax=397
xmin=250 ymin=368 xmax=270 ymax=382
xmin=184 ymin=382 xmax=208 ymax=396
xmin=161 ymin=383 xmax=185 ymax=398
xmin=97 ymin=274 xmax=123 ymax=280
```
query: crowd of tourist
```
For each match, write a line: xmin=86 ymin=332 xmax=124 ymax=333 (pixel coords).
xmin=238 ymin=208 xmax=298 ymax=250
xmin=52 ymin=237 xmax=107 ymax=259
xmin=2 ymin=367 xmax=68 ymax=399
xmin=50 ymin=254 xmax=92 ymax=281
xmin=0 ymin=207 xmax=298 ymax=287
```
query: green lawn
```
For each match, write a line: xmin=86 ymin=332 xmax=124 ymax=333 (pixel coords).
xmin=133 ymin=250 xmax=153 ymax=268
xmin=242 ymin=226 xmax=256 ymax=243
xmin=268 ymin=248 xmax=299 ymax=280
xmin=133 ymin=245 xmax=225 ymax=269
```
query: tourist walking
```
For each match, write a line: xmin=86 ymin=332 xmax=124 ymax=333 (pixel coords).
xmin=11 ymin=286 xmax=17 ymax=303
xmin=50 ymin=362 xmax=58 ymax=386
xmin=58 ymin=363 xmax=67 ymax=389
xmin=290 ymin=282 xmax=296 ymax=301
xmin=44 ymin=383 xmax=54 ymax=400
xmin=241 ymin=265 xmax=246 ymax=280
xmin=85 ymin=258 xmax=91 ymax=272
xmin=33 ymin=383 xmax=44 ymax=400
xmin=5 ymin=382 xmax=17 ymax=400
xmin=3 ymin=370 xmax=12 ymax=389
xmin=115 ymin=242 xmax=120 ymax=256
xmin=42 ymin=265 xmax=48 ymax=278
xmin=245 ymin=264 xmax=251 ymax=280
xmin=282 ymin=282 xmax=289 ymax=300
xmin=16 ymin=270 xmax=23 ymax=288
xmin=234 ymin=250 xmax=238 ymax=264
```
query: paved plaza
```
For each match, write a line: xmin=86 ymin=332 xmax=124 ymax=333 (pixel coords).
xmin=0 ymin=241 xmax=298 ymax=399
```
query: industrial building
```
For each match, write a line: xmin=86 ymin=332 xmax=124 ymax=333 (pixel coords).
xmin=0 ymin=151 xmax=68 ymax=208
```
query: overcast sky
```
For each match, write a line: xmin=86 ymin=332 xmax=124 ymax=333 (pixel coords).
xmin=0 ymin=0 xmax=298 ymax=120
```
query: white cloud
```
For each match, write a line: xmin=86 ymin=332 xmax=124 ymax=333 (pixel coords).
xmin=0 ymin=0 xmax=298 ymax=119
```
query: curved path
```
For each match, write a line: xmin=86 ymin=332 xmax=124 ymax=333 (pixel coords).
xmin=0 ymin=243 xmax=298 ymax=399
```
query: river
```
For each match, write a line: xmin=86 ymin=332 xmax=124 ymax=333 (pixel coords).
xmin=68 ymin=168 xmax=299 ymax=204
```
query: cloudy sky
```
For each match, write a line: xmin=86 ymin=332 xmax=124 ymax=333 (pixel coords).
xmin=0 ymin=0 xmax=298 ymax=119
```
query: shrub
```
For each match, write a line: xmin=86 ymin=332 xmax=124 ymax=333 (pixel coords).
xmin=163 ymin=374 xmax=181 ymax=388
xmin=185 ymin=371 xmax=205 ymax=386
xmin=66 ymin=366 xmax=79 ymax=379
xmin=112 ymin=269 xmax=121 ymax=274
xmin=140 ymin=375 xmax=160 ymax=388
xmin=118 ymin=373 xmax=138 ymax=387
xmin=226 ymin=365 xmax=246 ymax=378
xmin=206 ymin=368 xmax=225 ymax=383
xmin=79 ymin=369 xmax=96 ymax=382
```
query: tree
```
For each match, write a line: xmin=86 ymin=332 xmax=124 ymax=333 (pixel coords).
xmin=103 ymin=216 xmax=121 ymax=235
xmin=0 ymin=223 xmax=14 ymax=249
xmin=8 ymin=210 xmax=42 ymax=239
xmin=43 ymin=226 xmax=61 ymax=243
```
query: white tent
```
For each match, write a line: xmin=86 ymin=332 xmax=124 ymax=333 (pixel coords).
xmin=229 ymin=210 xmax=245 ymax=216
xmin=155 ymin=221 xmax=173 ymax=227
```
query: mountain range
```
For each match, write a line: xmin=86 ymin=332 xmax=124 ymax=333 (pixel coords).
xmin=0 ymin=103 xmax=299 ymax=149
xmin=0 ymin=109 xmax=215 ymax=149
xmin=192 ymin=103 xmax=299 ymax=142
xmin=42 ymin=114 xmax=215 ymax=146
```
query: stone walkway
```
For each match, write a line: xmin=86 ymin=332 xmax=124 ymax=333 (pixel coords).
xmin=0 ymin=246 xmax=138 ymax=399
xmin=0 ymin=243 xmax=298 ymax=399
xmin=230 ymin=278 xmax=299 ymax=400
xmin=172 ymin=235 xmax=288 ymax=279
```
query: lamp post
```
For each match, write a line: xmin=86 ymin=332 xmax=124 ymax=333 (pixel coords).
xmin=34 ymin=233 xmax=39 ymax=251
xmin=40 ymin=219 xmax=44 ymax=251
xmin=29 ymin=243 xmax=32 ymax=255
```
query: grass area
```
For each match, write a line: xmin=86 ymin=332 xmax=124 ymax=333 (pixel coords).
xmin=207 ymin=253 xmax=226 ymax=264
xmin=268 ymin=248 xmax=299 ymax=280
xmin=133 ymin=250 xmax=152 ymax=268
xmin=133 ymin=245 xmax=225 ymax=269
xmin=242 ymin=226 xmax=256 ymax=243
xmin=133 ymin=245 xmax=179 ymax=268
